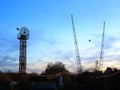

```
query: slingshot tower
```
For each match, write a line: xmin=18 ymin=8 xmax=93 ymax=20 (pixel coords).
xmin=99 ymin=21 xmax=105 ymax=71
xmin=71 ymin=15 xmax=82 ymax=73
xmin=17 ymin=27 xmax=30 ymax=73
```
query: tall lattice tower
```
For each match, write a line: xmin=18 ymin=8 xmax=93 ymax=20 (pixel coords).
xmin=99 ymin=21 xmax=105 ymax=71
xmin=17 ymin=27 xmax=30 ymax=73
xmin=71 ymin=15 xmax=82 ymax=73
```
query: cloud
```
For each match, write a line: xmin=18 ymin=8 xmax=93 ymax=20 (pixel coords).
xmin=67 ymin=35 xmax=120 ymax=72
xmin=0 ymin=37 xmax=12 ymax=49
xmin=104 ymin=36 xmax=119 ymax=49
xmin=0 ymin=34 xmax=19 ymax=72
xmin=53 ymin=50 xmax=74 ymax=60
xmin=0 ymin=55 xmax=18 ymax=72
xmin=30 ymin=29 xmax=60 ymax=46
xmin=25 ymin=50 xmax=75 ymax=73
xmin=27 ymin=24 xmax=120 ymax=73
xmin=103 ymin=60 xmax=120 ymax=69
xmin=1 ymin=31 xmax=120 ymax=73
xmin=27 ymin=59 xmax=47 ymax=74
xmin=26 ymin=34 xmax=120 ymax=73
xmin=0 ymin=37 xmax=18 ymax=54
xmin=0 ymin=55 xmax=18 ymax=66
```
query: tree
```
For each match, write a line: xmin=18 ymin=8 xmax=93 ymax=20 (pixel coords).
xmin=104 ymin=67 xmax=113 ymax=75
xmin=44 ymin=62 xmax=67 ymax=75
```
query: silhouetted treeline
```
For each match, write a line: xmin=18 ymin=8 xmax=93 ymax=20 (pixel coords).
xmin=0 ymin=62 xmax=120 ymax=90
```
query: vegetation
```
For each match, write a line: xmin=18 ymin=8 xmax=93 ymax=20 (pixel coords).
xmin=0 ymin=62 xmax=120 ymax=90
xmin=44 ymin=62 xmax=68 ymax=75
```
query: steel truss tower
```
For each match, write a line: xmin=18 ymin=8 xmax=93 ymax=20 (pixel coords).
xmin=99 ymin=21 xmax=105 ymax=71
xmin=17 ymin=27 xmax=29 ymax=73
xmin=71 ymin=15 xmax=82 ymax=73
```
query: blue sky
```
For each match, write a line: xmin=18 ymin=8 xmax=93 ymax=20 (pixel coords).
xmin=0 ymin=0 xmax=120 ymax=73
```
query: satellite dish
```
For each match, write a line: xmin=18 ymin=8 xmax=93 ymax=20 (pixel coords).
xmin=17 ymin=26 xmax=30 ymax=40
xmin=16 ymin=27 xmax=19 ymax=30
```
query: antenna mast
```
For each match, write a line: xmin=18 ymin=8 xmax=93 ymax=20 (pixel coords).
xmin=99 ymin=21 xmax=105 ymax=71
xmin=71 ymin=15 xmax=82 ymax=73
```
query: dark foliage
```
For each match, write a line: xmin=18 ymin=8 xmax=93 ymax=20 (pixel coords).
xmin=0 ymin=66 xmax=120 ymax=90
xmin=44 ymin=62 xmax=68 ymax=75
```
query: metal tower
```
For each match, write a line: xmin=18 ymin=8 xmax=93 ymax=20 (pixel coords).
xmin=99 ymin=21 xmax=105 ymax=71
xmin=17 ymin=27 xmax=30 ymax=73
xmin=71 ymin=15 xmax=82 ymax=73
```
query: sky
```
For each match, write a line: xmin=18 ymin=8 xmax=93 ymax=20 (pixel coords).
xmin=0 ymin=0 xmax=120 ymax=73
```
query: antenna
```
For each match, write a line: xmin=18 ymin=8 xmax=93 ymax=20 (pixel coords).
xmin=71 ymin=14 xmax=82 ymax=73
xmin=17 ymin=26 xmax=30 ymax=74
xmin=99 ymin=21 xmax=105 ymax=71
